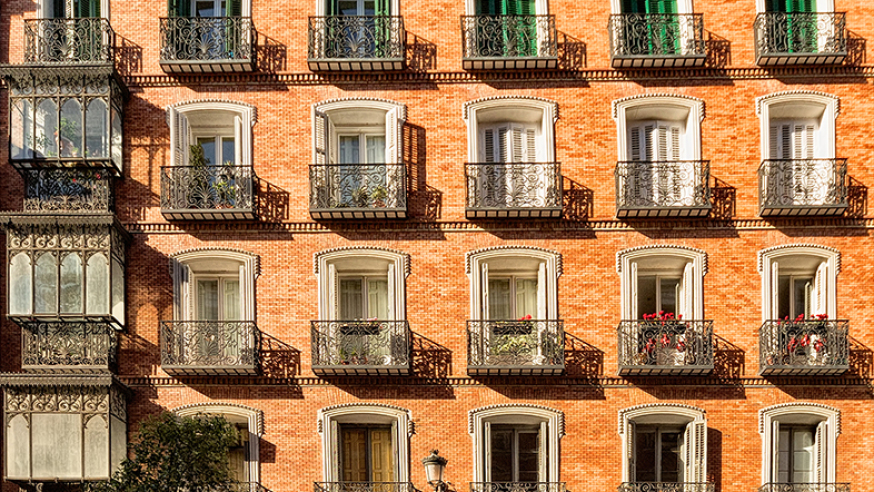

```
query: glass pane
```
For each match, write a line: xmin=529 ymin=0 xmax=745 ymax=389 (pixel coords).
xmin=339 ymin=135 xmax=360 ymax=164
xmin=11 ymin=99 xmax=33 ymax=159
xmin=635 ymin=428 xmax=657 ymax=482
xmin=367 ymin=278 xmax=389 ymax=319
xmin=195 ymin=0 xmax=215 ymax=16
xmin=221 ymin=137 xmax=236 ymax=166
xmin=794 ymin=277 xmax=813 ymax=318
xmin=363 ymin=0 xmax=376 ymax=15
xmin=31 ymin=413 xmax=82 ymax=479
xmin=223 ymin=279 xmax=240 ymax=320
xmin=60 ymin=254 xmax=83 ymax=314
xmin=86 ymin=253 xmax=109 ymax=315
xmin=340 ymin=278 xmax=364 ymax=319
xmin=488 ymin=278 xmax=512 ymax=320
xmin=660 ymin=277 xmax=680 ymax=316
xmin=366 ymin=135 xmax=385 ymax=164
xmin=778 ymin=276 xmax=791 ymax=319
xmin=197 ymin=279 xmax=219 ymax=320
xmin=515 ymin=278 xmax=538 ymax=319
xmin=85 ymin=99 xmax=108 ymax=159
xmin=792 ymin=428 xmax=815 ymax=483
xmin=778 ymin=428 xmax=791 ymax=483
xmin=111 ymin=258 xmax=124 ymax=323
xmin=517 ymin=430 xmax=541 ymax=482
xmin=198 ymin=138 xmax=217 ymax=166
xmin=35 ymin=253 xmax=58 ymax=314
xmin=490 ymin=428 xmax=513 ymax=482
xmin=111 ymin=105 xmax=122 ymax=171
xmin=338 ymin=0 xmax=359 ymax=15
xmin=9 ymin=253 xmax=33 ymax=315
xmin=36 ymin=99 xmax=59 ymax=158
xmin=341 ymin=426 xmax=368 ymax=482
xmin=638 ymin=276 xmax=657 ymax=318
xmin=660 ymin=430 xmax=682 ymax=483
xmin=60 ymin=99 xmax=83 ymax=158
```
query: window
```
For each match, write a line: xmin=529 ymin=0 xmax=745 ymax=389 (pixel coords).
xmin=469 ymin=404 xmax=563 ymax=488
xmin=318 ymin=403 xmax=412 ymax=484
xmin=617 ymin=246 xmax=706 ymax=321
xmin=168 ymin=100 xmax=254 ymax=169
xmin=618 ymin=0 xmax=683 ymax=55
xmin=759 ymin=403 xmax=840 ymax=485
xmin=758 ymin=245 xmax=838 ymax=321
xmin=619 ymin=404 xmax=707 ymax=484
xmin=170 ymin=248 xmax=258 ymax=322
xmin=42 ymin=0 xmax=102 ymax=18
xmin=761 ymin=0 xmax=824 ymax=53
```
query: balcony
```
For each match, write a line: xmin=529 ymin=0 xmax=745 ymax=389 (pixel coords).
xmin=21 ymin=168 xmax=113 ymax=213
xmin=619 ymin=483 xmax=714 ymax=492
xmin=617 ymin=320 xmax=714 ymax=376
xmin=309 ymin=164 xmax=407 ymax=219
xmin=758 ymin=159 xmax=847 ymax=217
xmin=160 ymin=165 xmax=257 ymax=220
xmin=465 ymin=162 xmax=562 ymax=218
xmin=308 ymin=16 xmax=406 ymax=71
xmin=609 ymin=14 xmax=706 ymax=68
xmin=160 ymin=321 xmax=260 ymax=376
xmin=615 ymin=160 xmax=711 ymax=218
xmin=467 ymin=320 xmax=564 ymax=376
xmin=159 ymin=16 xmax=255 ymax=73
xmin=754 ymin=12 xmax=847 ymax=66
xmin=470 ymin=483 xmax=567 ymax=492
xmin=24 ymin=18 xmax=115 ymax=64
xmin=311 ymin=320 xmax=411 ymax=376
xmin=759 ymin=319 xmax=849 ymax=376
xmin=758 ymin=484 xmax=850 ymax=492
xmin=461 ymin=15 xmax=558 ymax=70
xmin=21 ymin=322 xmax=117 ymax=373
xmin=315 ymin=483 xmax=415 ymax=492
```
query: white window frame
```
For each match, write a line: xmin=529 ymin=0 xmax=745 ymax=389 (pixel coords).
xmin=617 ymin=245 xmax=706 ymax=320
xmin=759 ymin=403 xmax=840 ymax=484
xmin=193 ymin=134 xmax=237 ymax=166
xmin=463 ymin=96 xmax=557 ymax=164
xmin=613 ymin=94 xmax=703 ymax=162
xmin=756 ymin=91 xmax=839 ymax=161
xmin=39 ymin=0 xmax=110 ymax=18
xmin=464 ymin=0 xmax=548 ymax=15
xmin=618 ymin=403 xmax=708 ymax=484
xmin=316 ymin=0 xmax=399 ymax=15
xmin=315 ymin=247 xmax=409 ymax=321
xmin=754 ymin=0 xmax=833 ymax=12
xmin=167 ymin=100 xmax=256 ymax=168
xmin=758 ymin=244 xmax=840 ymax=322
xmin=468 ymin=404 xmax=564 ymax=483
xmin=192 ymin=274 xmax=241 ymax=320
xmin=172 ymin=402 xmax=264 ymax=485
xmin=318 ymin=403 xmax=413 ymax=483
xmin=313 ymin=98 xmax=406 ymax=165
xmin=170 ymin=248 xmax=259 ymax=321
xmin=610 ymin=0 xmax=694 ymax=14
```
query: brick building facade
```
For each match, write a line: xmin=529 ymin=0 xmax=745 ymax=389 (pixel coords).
xmin=1 ymin=1 xmax=873 ymax=492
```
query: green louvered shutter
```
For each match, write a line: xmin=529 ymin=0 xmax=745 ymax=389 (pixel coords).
xmin=787 ymin=0 xmax=817 ymax=53
xmin=649 ymin=0 xmax=678 ymax=54
xmin=169 ymin=0 xmax=191 ymax=17
xmin=74 ymin=0 xmax=100 ymax=18
xmin=228 ymin=0 xmax=242 ymax=16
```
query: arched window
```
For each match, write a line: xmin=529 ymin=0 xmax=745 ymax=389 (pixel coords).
xmin=759 ymin=403 xmax=841 ymax=486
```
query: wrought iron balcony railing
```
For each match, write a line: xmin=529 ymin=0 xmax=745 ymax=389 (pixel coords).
xmin=24 ymin=18 xmax=115 ymax=63
xmin=759 ymin=319 xmax=849 ymax=376
xmin=309 ymin=163 xmax=407 ymax=219
xmin=21 ymin=168 xmax=113 ymax=213
xmin=315 ymin=483 xmax=415 ymax=492
xmin=159 ymin=16 xmax=255 ymax=73
xmin=609 ymin=14 xmax=706 ymax=68
xmin=617 ymin=320 xmax=714 ymax=376
xmin=615 ymin=160 xmax=711 ymax=218
xmin=21 ymin=321 xmax=117 ymax=373
xmin=311 ymin=320 xmax=411 ymax=375
xmin=758 ymin=159 xmax=848 ymax=217
xmin=470 ymin=483 xmax=567 ymax=492
xmin=229 ymin=483 xmax=269 ymax=492
xmin=160 ymin=165 xmax=256 ymax=220
xmin=465 ymin=162 xmax=562 ymax=218
xmin=461 ymin=15 xmax=558 ymax=69
xmin=754 ymin=12 xmax=847 ymax=65
xmin=160 ymin=321 xmax=260 ymax=376
xmin=619 ymin=483 xmax=715 ymax=492
xmin=467 ymin=320 xmax=564 ymax=376
xmin=308 ymin=16 xmax=406 ymax=71
xmin=758 ymin=484 xmax=850 ymax=492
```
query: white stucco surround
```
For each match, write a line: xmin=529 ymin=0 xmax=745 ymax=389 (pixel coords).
xmin=755 ymin=91 xmax=839 ymax=160
xmin=758 ymin=402 xmax=841 ymax=483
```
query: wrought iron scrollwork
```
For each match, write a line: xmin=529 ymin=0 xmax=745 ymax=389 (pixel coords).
xmin=160 ymin=165 xmax=255 ymax=212
xmin=758 ymin=484 xmax=850 ymax=492
xmin=465 ymin=162 xmax=561 ymax=211
xmin=21 ymin=322 xmax=117 ymax=371
xmin=160 ymin=321 xmax=260 ymax=370
xmin=754 ymin=12 xmax=847 ymax=57
xmin=309 ymin=164 xmax=406 ymax=211
xmin=617 ymin=320 xmax=714 ymax=371
xmin=759 ymin=320 xmax=849 ymax=372
xmin=618 ymin=483 xmax=715 ymax=492
xmin=24 ymin=18 xmax=115 ymax=63
xmin=314 ymin=483 xmax=414 ymax=492
xmin=470 ymin=483 xmax=567 ymax=492
xmin=467 ymin=320 xmax=564 ymax=368
xmin=22 ymin=168 xmax=112 ymax=212
xmin=615 ymin=160 xmax=710 ymax=210
xmin=461 ymin=15 xmax=557 ymax=59
xmin=758 ymin=159 xmax=847 ymax=210
xmin=308 ymin=16 xmax=405 ymax=60
xmin=609 ymin=14 xmax=705 ymax=58
xmin=311 ymin=320 xmax=410 ymax=368
xmin=159 ymin=16 xmax=253 ymax=62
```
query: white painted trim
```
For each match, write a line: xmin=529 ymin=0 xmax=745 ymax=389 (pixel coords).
xmin=314 ymin=247 xmax=409 ymax=320
xmin=612 ymin=94 xmax=704 ymax=162
xmin=464 ymin=0 xmax=548 ymax=14
xmin=758 ymin=403 xmax=840 ymax=483
xmin=755 ymin=0 xmax=833 ymax=12
xmin=316 ymin=0 xmax=401 ymax=16
xmin=169 ymin=248 xmax=259 ymax=320
xmin=463 ymin=96 xmax=558 ymax=162
xmin=756 ymin=91 xmax=839 ymax=160
xmin=37 ymin=0 xmax=112 ymax=19
xmin=468 ymin=404 xmax=563 ymax=482
xmin=610 ymin=0 xmax=693 ymax=13
xmin=616 ymin=245 xmax=707 ymax=320
xmin=757 ymin=244 xmax=840 ymax=321
xmin=466 ymin=246 xmax=561 ymax=320
xmin=312 ymin=98 xmax=407 ymax=164
xmin=317 ymin=403 xmax=413 ymax=482
xmin=166 ymin=100 xmax=256 ymax=167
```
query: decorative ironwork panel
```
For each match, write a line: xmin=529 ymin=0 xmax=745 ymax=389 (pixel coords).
xmin=754 ymin=12 xmax=847 ymax=59
xmin=21 ymin=322 xmax=117 ymax=372
xmin=160 ymin=321 xmax=260 ymax=374
xmin=309 ymin=163 xmax=406 ymax=214
xmin=314 ymin=483 xmax=415 ymax=492
xmin=159 ymin=16 xmax=253 ymax=62
xmin=160 ymin=165 xmax=256 ymax=216
xmin=465 ymin=162 xmax=562 ymax=212
xmin=230 ymin=483 xmax=269 ymax=492
xmin=759 ymin=320 xmax=849 ymax=375
xmin=22 ymin=168 xmax=113 ymax=212
xmin=308 ymin=16 xmax=405 ymax=60
xmin=758 ymin=485 xmax=850 ymax=492
xmin=609 ymin=14 xmax=705 ymax=58
xmin=615 ymin=160 xmax=711 ymax=214
xmin=617 ymin=320 xmax=714 ymax=375
xmin=758 ymin=159 xmax=847 ymax=213
xmin=311 ymin=321 xmax=411 ymax=372
xmin=470 ymin=483 xmax=567 ymax=492
xmin=461 ymin=15 xmax=557 ymax=59
xmin=467 ymin=320 xmax=564 ymax=370
xmin=618 ymin=483 xmax=715 ymax=492
xmin=24 ymin=18 xmax=115 ymax=63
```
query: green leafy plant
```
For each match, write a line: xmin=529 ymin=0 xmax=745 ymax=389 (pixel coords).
xmin=351 ymin=185 xmax=370 ymax=207
xmin=370 ymin=185 xmax=388 ymax=206
xmin=213 ymin=160 xmax=238 ymax=207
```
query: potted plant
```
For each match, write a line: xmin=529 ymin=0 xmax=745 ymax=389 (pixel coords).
xmin=640 ymin=311 xmax=688 ymax=366
xmin=351 ymin=185 xmax=370 ymax=207
xmin=213 ymin=160 xmax=237 ymax=208
xmin=371 ymin=185 xmax=388 ymax=207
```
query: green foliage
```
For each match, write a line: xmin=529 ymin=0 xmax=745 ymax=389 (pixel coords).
xmin=189 ymin=143 xmax=209 ymax=167
xmin=88 ymin=411 xmax=240 ymax=492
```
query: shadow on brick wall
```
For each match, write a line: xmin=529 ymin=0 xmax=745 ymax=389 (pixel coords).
xmin=705 ymin=31 xmax=730 ymax=69
xmin=563 ymin=177 xmax=593 ymax=221
xmin=412 ymin=333 xmax=452 ymax=378
xmin=713 ymin=334 xmax=744 ymax=380
xmin=848 ymin=336 xmax=872 ymax=378
xmin=255 ymin=33 xmax=287 ymax=73
xmin=405 ymin=122 xmax=442 ymax=221
xmin=260 ymin=332 xmax=300 ymax=378
xmin=256 ymin=179 xmax=290 ymax=222
xmin=710 ymin=177 xmax=735 ymax=220
xmin=564 ymin=333 xmax=603 ymax=378
xmin=116 ymin=36 xmax=143 ymax=75
xmin=845 ymin=176 xmax=867 ymax=218
xmin=407 ymin=33 xmax=437 ymax=72
xmin=557 ymin=31 xmax=586 ymax=70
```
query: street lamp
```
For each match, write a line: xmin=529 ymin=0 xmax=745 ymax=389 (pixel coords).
xmin=422 ymin=449 xmax=448 ymax=492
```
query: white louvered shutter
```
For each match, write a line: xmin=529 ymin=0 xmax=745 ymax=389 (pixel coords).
xmin=814 ymin=420 xmax=828 ymax=483
xmin=170 ymin=108 xmax=190 ymax=167
xmin=770 ymin=262 xmax=780 ymax=320
xmin=694 ymin=418 xmax=707 ymax=482
xmin=537 ymin=263 xmax=547 ymax=320
xmin=630 ymin=125 xmax=643 ymax=161
xmin=631 ymin=262 xmax=639 ymax=319
xmin=386 ymin=263 xmax=396 ymax=321
xmin=681 ymin=262 xmax=695 ymax=320
xmin=498 ymin=126 xmax=510 ymax=163
xmin=173 ymin=262 xmax=191 ymax=320
xmin=327 ymin=263 xmax=338 ymax=320
xmin=314 ymin=109 xmax=329 ymax=164
xmin=385 ymin=106 xmax=401 ymax=164
xmin=483 ymin=128 xmax=496 ymax=163
xmin=481 ymin=263 xmax=490 ymax=320
xmin=484 ymin=422 xmax=493 ymax=482
xmin=813 ymin=261 xmax=828 ymax=316
xmin=330 ymin=420 xmax=341 ymax=481
xmin=626 ymin=420 xmax=637 ymax=481
xmin=771 ymin=420 xmax=781 ymax=482
xmin=538 ymin=421 xmax=548 ymax=482
xmin=683 ymin=421 xmax=694 ymax=482
xmin=234 ymin=115 xmax=243 ymax=165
